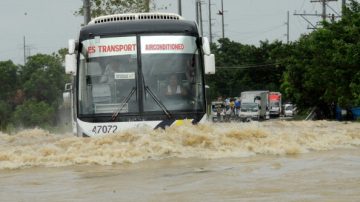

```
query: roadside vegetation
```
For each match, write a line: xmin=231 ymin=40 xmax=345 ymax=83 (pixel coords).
xmin=207 ymin=0 xmax=360 ymax=120
xmin=0 ymin=51 xmax=69 ymax=132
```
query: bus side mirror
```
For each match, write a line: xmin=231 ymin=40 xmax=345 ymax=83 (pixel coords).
xmin=63 ymin=83 xmax=72 ymax=108
xmin=202 ymin=37 xmax=211 ymax=55
xmin=63 ymin=91 xmax=71 ymax=108
xmin=64 ymin=83 xmax=72 ymax=91
xmin=204 ymin=54 xmax=215 ymax=74
xmin=68 ymin=39 xmax=77 ymax=54
xmin=65 ymin=54 xmax=76 ymax=75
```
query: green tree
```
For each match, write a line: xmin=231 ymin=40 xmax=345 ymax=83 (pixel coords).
xmin=350 ymin=72 xmax=360 ymax=106
xmin=54 ymin=48 xmax=68 ymax=63
xmin=12 ymin=100 xmax=55 ymax=128
xmin=207 ymin=38 xmax=257 ymax=97
xmin=21 ymin=54 xmax=66 ymax=109
xmin=206 ymin=38 xmax=286 ymax=99
xmin=0 ymin=60 xmax=18 ymax=100
xmin=0 ymin=100 xmax=12 ymax=130
xmin=0 ymin=60 xmax=19 ymax=129
xmin=281 ymin=0 xmax=360 ymax=118
xmin=75 ymin=0 xmax=151 ymax=18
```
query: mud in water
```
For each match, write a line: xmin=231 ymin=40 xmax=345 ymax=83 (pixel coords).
xmin=1 ymin=120 xmax=360 ymax=169
xmin=1 ymin=121 xmax=360 ymax=201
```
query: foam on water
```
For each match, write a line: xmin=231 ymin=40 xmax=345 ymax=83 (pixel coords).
xmin=1 ymin=121 xmax=360 ymax=169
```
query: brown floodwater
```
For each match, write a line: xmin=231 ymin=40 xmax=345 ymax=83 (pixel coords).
xmin=1 ymin=121 xmax=360 ymax=201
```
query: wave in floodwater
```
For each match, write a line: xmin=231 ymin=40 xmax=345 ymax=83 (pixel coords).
xmin=1 ymin=121 xmax=360 ymax=169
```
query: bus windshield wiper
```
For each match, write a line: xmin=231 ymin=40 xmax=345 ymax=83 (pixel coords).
xmin=144 ymin=85 xmax=172 ymax=119
xmin=111 ymin=87 xmax=136 ymax=121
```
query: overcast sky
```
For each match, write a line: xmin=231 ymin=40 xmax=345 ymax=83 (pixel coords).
xmin=0 ymin=0 xmax=344 ymax=65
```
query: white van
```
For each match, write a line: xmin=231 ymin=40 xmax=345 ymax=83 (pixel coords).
xmin=284 ymin=104 xmax=294 ymax=117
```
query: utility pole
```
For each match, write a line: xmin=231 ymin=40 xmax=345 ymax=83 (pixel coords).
xmin=144 ymin=0 xmax=150 ymax=12
xmin=342 ymin=0 xmax=346 ymax=13
xmin=195 ymin=0 xmax=199 ymax=26
xmin=294 ymin=0 xmax=338 ymax=29
xmin=221 ymin=0 xmax=225 ymax=38
xmin=195 ymin=0 xmax=204 ymax=36
xmin=178 ymin=0 xmax=182 ymax=16
xmin=23 ymin=36 xmax=33 ymax=65
xmin=322 ymin=0 xmax=327 ymax=21
xmin=217 ymin=0 xmax=225 ymax=39
xmin=286 ymin=11 xmax=290 ymax=44
xmin=208 ymin=0 xmax=213 ymax=43
xmin=23 ymin=36 xmax=26 ymax=65
xmin=310 ymin=0 xmax=338 ymax=21
xmin=199 ymin=1 xmax=203 ymax=36
xmin=83 ymin=0 xmax=91 ymax=25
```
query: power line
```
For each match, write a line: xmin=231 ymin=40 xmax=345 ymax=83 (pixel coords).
xmin=217 ymin=63 xmax=281 ymax=69
xmin=227 ymin=24 xmax=285 ymax=35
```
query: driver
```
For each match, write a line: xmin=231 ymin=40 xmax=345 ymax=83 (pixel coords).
xmin=165 ymin=74 xmax=187 ymax=96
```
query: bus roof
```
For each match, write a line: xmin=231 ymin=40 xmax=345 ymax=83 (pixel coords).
xmin=89 ymin=13 xmax=184 ymax=24
xmin=80 ymin=13 xmax=199 ymax=41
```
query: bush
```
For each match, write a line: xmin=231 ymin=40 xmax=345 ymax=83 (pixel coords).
xmin=13 ymin=100 xmax=55 ymax=128
xmin=0 ymin=100 xmax=12 ymax=130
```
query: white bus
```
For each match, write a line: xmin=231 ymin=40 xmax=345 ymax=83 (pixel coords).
xmin=64 ymin=13 xmax=215 ymax=137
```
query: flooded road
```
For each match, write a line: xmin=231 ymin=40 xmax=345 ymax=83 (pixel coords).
xmin=1 ymin=121 xmax=360 ymax=201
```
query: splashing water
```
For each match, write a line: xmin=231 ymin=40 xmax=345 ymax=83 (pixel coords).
xmin=1 ymin=121 xmax=360 ymax=169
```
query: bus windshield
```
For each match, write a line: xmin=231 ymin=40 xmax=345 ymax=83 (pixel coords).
xmin=77 ymin=35 xmax=204 ymax=116
xmin=141 ymin=35 xmax=204 ymax=112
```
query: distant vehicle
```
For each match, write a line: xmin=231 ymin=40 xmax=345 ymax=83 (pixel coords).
xmin=269 ymin=92 xmax=282 ymax=117
xmin=284 ymin=103 xmax=294 ymax=117
xmin=240 ymin=91 xmax=270 ymax=120
xmin=238 ymin=102 xmax=260 ymax=121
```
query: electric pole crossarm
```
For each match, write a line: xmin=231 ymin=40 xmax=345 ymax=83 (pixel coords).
xmin=295 ymin=14 xmax=317 ymax=29
xmin=326 ymin=4 xmax=341 ymax=16
xmin=294 ymin=0 xmax=341 ymax=29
